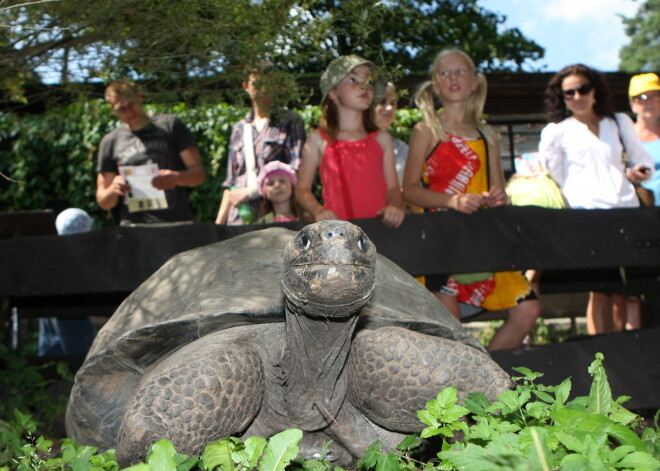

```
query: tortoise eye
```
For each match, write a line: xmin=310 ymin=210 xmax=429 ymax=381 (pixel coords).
xmin=357 ymin=235 xmax=368 ymax=251
xmin=297 ymin=233 xmax=312 ymax=250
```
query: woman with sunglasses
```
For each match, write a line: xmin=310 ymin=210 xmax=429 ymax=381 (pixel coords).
xmin=539 ymin=64 xmax=653 ymax=335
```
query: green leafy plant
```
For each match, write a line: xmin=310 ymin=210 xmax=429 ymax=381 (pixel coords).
xmin=203 ymin=428 xmax=301 ymax=471
xmin=0 ymin=344 xmax=71 ymax=435
xmin=118 ymin=429 xmax=304 ymax=471
xmin=388 ymin=108 xmax=422 ymax=144
xmin=1 ymin=353 xmax=658 ymax=470
xmin=45 ymin=440 xmax=120 ymax=471
xmin=404 ymin=353 xmax=660 ymax=470
xmin=0 ymin=411 xmax=40 ymax=469
xmin=0 ymin=343 xmax=74 ymax=470
xmin=9 ymin=431 xmax=53 ymax=471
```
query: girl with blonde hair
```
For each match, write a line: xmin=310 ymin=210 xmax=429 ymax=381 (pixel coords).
xmin=403 ymin=48 xmax=540 ymax=351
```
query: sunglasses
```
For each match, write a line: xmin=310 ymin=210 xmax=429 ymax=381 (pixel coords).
xmin=562 ymin=83 xmax=593 ymax=99
xmin=631 ymin=92 xmax=660 ymax=103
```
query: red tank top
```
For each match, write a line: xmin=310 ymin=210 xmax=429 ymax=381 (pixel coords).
xmin=319 ymin=130 xmax=387 ymax=220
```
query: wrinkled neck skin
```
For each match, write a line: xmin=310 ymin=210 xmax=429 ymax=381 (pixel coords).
xmin=273 ymin=298 xmax=361 ymax=430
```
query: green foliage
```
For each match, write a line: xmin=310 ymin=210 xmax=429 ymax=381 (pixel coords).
xmin=417 ymin=389 xmax=469 ymax=439
xmin=258 ymin=429 xmax=303 ymax=471
xmin=7 ymin=432 xmax=54 ymax=471
xmin=170 ymin=102 xmax=249 ymax=224
xmin=357 ymin=441 xmax=400 ymax=471
xmin=0 ymin=344 xmax=71 ymax=434
xmin=118 ymin=429 xmax=303 ymax=471
xmin=1 ymin=353 xmax=658 ymax=470
xmin=0 ymin=410 xmax=40 ymax=468
xmin=304 ymin=0 xmax=545 ymax=73
xmin=1 ymin=0 xmax=302 ymax=103
xmin=619 ymin=0 xmax=660 ymax=73
xmin=0 ymin=101 xmax=116 ymax=224
xmin=42 ymin=440 xmax=119 ymax=471
xmin=0 ymin=344 xmax=73 ymax=470
xmin=387 ymin=108 xmax=422 ymax=144
xmin=400 ymin=355 xmax=660 ymax=471
xmin=526 ymin=316 xmax=586 ymax=346
xmin=467 ymin=317 xmax=588 ymax=350
xmin=0 ymin=427 xmax=303 ymax=471
xmin=2 ymin=0 xmax=545 ymax=103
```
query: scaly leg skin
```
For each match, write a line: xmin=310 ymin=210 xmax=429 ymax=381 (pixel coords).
xmin=116 ymin=339 xmax=264 ymax=466
xmin=347 ymin=326 xmax=512 ymax=432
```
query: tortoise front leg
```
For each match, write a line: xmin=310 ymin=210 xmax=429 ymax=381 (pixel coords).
xmin=347 ymin=326 xmax=512 ymax=432
xmin=116 ymin=335 xmax=264 ymax=466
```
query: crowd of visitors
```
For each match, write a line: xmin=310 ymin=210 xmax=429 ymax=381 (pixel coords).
xmin=48 ymin=51 xmax=656 ymax=353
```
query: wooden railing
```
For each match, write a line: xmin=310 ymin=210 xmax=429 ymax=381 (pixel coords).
xmin=2 ymin=206 xmax=659 ymax=344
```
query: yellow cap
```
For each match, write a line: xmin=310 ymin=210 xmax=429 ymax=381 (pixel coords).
xmin=629 ymin=73 xmax=660 ymax=98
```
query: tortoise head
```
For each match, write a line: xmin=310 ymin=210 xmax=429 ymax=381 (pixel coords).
xmin=282 ymin=220 xmax=376 ymax=318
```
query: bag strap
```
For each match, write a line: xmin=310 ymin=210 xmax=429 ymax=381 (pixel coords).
xmin=476 ymin=127 xmax=491 ymax=189
xmin=614 ymin=114 xmax=655 ymax=206
xmin=613 ymin=114 xmax=632 ymax=167
xmin=243 ymin=123 xmax=259 ymax=199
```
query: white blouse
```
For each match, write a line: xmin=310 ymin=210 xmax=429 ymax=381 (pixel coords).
xmin=539 ymin=113 xmax=653 ymax=209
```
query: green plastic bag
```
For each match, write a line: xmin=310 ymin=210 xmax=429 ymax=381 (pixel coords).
xmin=452 ymin=272 xmax=493 ymax=285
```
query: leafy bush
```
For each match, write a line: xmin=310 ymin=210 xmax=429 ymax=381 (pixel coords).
xmin=1 ymin=352 xmax=657 ymax=470
xmin=0 ymin=101 xmax=116 ymax=225
xmin=403 ymin=353 xmax=660 ymax=470
xmin=0 ymin=343 xmax=72 ymax=470
xmin=0 ymin=344 xmax=71 ymax=434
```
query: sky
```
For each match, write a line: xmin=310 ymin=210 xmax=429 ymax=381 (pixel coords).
xmin=482 ymin=0 xmax=641 ymax=72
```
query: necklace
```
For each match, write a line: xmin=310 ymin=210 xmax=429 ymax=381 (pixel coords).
xmin=439 ymin=114 xmax=478 ymax=139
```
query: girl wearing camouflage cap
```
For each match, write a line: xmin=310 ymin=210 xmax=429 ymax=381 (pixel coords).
xmin=296 ymin=55 xmax=405 ymax=228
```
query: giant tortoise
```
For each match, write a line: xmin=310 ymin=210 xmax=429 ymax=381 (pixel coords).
xmin=66 ymin=220 xmax=511 ymax=466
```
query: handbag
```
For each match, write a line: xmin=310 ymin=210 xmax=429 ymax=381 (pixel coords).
xmin=615 ymin=115 xmax=655 ymax=207
xmin=507 ymin=152 xmax=569 ymax=209
xmin=633 ymin=182 xmax=655 ymax=207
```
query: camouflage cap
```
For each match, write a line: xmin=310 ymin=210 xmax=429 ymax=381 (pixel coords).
xmin=320 ymin=55 xmax=377 ymax=104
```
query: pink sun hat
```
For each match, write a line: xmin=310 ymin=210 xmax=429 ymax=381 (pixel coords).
xmin=257 ymin=160 xmax=297 ymax=197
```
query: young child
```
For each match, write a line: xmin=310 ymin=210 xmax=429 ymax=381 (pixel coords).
xmin=296 ymin=55 xmax=405 ymax=228
xmin=255 ymin=160 xmax=300 ymax=223
xmin=375 ymin=82 xmax=409 ymax=185
xmin=402 ymin=48 xmax=540 ymax=351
